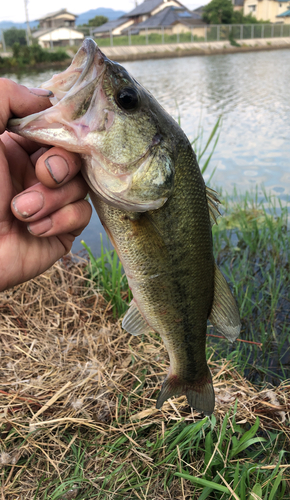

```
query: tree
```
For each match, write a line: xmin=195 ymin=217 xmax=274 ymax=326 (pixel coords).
xmin=3 ymin=28 xmax=27 ymax=48
xmin=79 ymin=15 xmax=108 ymax=28
xmin=202 ymin=0 xmax=234 ymax=24
xmin=232 ymin=11 xmax=269 ymax=23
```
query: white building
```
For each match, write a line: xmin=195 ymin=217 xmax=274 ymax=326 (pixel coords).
xmin=33 ymin=9 xmax=84 ymax=47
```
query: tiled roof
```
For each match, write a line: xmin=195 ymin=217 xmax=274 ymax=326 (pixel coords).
xmin=127 ymin=6 xmax=203 ymax=30
xmin=123 ymin=0 xmax=163 ymax=17
xmin=36 ymin=9 xmax=77 ymax=21
xmin=93 ymin=18 xmax=130 ymax=34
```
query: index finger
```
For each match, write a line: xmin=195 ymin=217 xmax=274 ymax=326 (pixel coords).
xmin=0 ymin=78 xmax=52 ymax=135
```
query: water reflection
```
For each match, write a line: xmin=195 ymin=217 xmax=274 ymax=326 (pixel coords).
xmin=2 ymin=49 xmax=289 ymax=255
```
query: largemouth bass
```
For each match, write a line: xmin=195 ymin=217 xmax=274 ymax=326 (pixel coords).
xmin=8 ymin=39 xmax=241 ymax=415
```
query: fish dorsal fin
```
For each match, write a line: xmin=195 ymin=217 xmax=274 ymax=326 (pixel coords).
xmin=209 ymin=264 xmax=241 ymax=342
xmin=122 ymin=300 xmax=153 ymax=336
xmin=206 ymin=186 xmax=221 ymax=226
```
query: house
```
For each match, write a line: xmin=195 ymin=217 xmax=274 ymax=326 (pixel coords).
xmin=123 ymin=5 xmax=206 ymax=37
xmin=37 ymin=9 xmax=77 ymax=29
xmin=33 ymin=9 xmax=84 ymax=48
xmin=93 ymin=0 xmax=202 ymax=37
xmin=93 ymin=17 xmax=134 ymax=37
xmin=243 ymin=0 xmax=290 ymax=22
xmin=123 ymin=0 xmax=187 ymax=23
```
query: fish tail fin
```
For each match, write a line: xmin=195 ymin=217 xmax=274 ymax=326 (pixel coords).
xmin=156 ymin=368 xmax=214 ymax=416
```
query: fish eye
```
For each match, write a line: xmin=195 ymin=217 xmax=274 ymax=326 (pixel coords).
xmin=116 ymin=87 xmax=139 ymax=111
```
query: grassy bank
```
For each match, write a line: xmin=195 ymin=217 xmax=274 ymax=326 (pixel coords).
xmin=0 ymin=191 xmax=289 ymax=499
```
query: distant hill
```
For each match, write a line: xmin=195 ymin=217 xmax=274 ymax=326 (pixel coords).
xmin=76 ymin=8 xmax=126 ymax=25
xmin=0 ymin=8 xmax=125 ymax=31
xmin=0 ymin=20 xmax=38 ymax=30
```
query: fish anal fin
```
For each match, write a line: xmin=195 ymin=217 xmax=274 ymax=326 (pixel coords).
xmin=156 ymin=368 xmax=215 ymax=416
xmin=209 ymin=264 xmax=241 ymax=342
xmin=122 ymin=300 xmax=153 ymax=336
xmin=206 ymin=186 xmax=221 ymax=226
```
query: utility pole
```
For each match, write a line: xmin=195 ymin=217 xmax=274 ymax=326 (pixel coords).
xmin=1 ymin=30 xmax=7 ymax=53
xmin=24 ymin=0 xmax=32 ymax=46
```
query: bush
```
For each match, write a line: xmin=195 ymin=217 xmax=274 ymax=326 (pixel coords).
xmin=4 ymin=27 xmax=27 ymax=47
xmin=0 ymin=43 xmax=70 ymax=68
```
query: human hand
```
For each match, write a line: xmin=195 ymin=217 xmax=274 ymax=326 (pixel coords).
xmin=0 ymin=79 xmax=92 ymax=292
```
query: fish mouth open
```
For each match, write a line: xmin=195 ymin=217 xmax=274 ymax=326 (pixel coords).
xmin=8 ymin=38 xmax=107 ymax=134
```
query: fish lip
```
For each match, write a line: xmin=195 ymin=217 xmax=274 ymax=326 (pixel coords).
xmin=72 ymin=38 xmax=106 ymax=90
xmin=76 ymin=38 xmax=97 ymax=85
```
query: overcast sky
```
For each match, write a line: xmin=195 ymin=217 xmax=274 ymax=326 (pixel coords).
xmin=0 ymin=1 xmax=204 ymax=24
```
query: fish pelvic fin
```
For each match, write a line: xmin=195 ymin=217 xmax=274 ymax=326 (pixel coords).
xmin=209 ymin=264 xmax=241 ymax=343
xmin=156 ymin=368 xmax=215 ymax=416
xmin=122 ymin=300 xmax=153 ymax=336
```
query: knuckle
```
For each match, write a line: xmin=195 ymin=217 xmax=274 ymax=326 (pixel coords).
xmin=73 ymin=199 xmax=92 ymax=224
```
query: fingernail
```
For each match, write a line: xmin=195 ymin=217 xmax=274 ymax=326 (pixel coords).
xmin=28 ymin=217 xmax=52 ymax=235
xmin=45 ymin=156 xmax=69 ymax=184
xmin=29 ymin=87 xmax=54 ymax=97
xmin=13 ymin=191 xmax=44 ymax=218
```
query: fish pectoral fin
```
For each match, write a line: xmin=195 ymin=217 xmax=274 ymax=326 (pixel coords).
xmin=206 ymin=186 xmax=221 ymax=226
xmin=122 ymin=300 xmax=153 ymax=336
xmin=156 ymin=368 xmax=215 ymax=416
xmin=209 ymin=264 xmax=241 ymax=342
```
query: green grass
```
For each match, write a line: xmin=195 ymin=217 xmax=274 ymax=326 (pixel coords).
xmin=211 ymin=189 xmax=290 ymax=384
xmin=3 ymin=405 xmax=287 ymax=499
xmin=82 ymin=235 xmax=132 ymax=318
xmin=95 ymin=31 xmax=206 ymax=47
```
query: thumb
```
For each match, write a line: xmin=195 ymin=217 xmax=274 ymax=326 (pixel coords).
xmin=0 ymin=78 xmax=53 ymax=134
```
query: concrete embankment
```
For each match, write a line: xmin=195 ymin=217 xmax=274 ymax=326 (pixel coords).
xmin=102 ymin=37 xmax=290 ymax=62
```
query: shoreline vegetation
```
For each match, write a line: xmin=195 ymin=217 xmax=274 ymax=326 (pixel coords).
xmin=0 ymin=43 xmax=70 ymax=71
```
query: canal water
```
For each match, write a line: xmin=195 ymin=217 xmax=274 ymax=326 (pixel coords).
xmin=3 ymin=48 xmax=290 ymax=255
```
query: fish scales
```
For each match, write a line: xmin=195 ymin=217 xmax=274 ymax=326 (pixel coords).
xmin=8 ymin=39 xmax=241 ymax=414
xmin=95 ymin=140 xmax=213 ymax=377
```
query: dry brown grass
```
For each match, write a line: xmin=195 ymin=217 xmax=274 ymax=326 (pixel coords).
xmin=0 ymin=256 xmax=289 ymax=499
